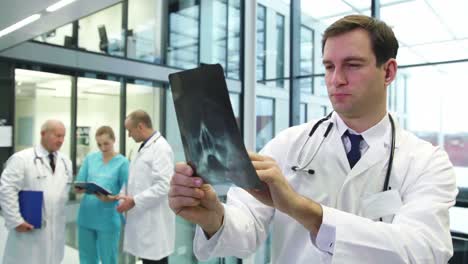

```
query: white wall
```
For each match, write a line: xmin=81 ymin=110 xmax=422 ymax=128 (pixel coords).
xmin=77 ymin=94 xmax=121 ymax=154
xmin=15 ymin=91 xmax=72 ymax=157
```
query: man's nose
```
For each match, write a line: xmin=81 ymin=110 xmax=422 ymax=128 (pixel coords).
xmin=331 ymin=67 xmax=347 ymax=87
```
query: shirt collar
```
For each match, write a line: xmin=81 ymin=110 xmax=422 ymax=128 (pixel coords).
xmin=37 ymin=144 xmax=56 ymax=158
xmin=141 ymin=130 xmax=158 ymax=148
xmin=333 ymin=112 xmax=391 ymax=148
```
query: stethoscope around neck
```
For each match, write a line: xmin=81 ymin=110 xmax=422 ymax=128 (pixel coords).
xmin=33 ymin=148 xmax=70 ymax=179
xmin=291 ymin=112 xmax=396 ymax=192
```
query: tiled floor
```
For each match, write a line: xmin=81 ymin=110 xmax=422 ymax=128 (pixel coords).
xmin=0 ymin=204 xmax=143 ymax=264
xmin=0 ymin=210 xmax=80 ymax=264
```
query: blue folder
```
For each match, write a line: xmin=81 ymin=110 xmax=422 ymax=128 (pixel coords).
xmin=18 ymin=190 xmax=43 ymax=229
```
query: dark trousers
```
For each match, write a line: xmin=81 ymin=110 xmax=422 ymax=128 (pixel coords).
xmin=141 ymin=256 xmax=168 ymax=264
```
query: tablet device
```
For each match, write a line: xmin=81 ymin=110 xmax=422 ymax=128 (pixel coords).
xmin=74 ymin=181 xmax=112 ymax=196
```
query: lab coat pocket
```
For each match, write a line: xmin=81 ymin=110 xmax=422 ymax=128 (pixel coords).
xmin=360 ymin=190 xmax=403 ymax=221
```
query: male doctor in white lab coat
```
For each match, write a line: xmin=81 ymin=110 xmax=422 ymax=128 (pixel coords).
xmin=0 ymin=120 xmax=72 ymax=264
xmin=168 ymin=15 xmax=458 ymax=263
xmin=118 ymin=110 xmax=175 ymax=264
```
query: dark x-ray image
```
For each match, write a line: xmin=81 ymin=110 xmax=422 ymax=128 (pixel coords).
xmin=169 ymin=64 xmax=263 ymax=189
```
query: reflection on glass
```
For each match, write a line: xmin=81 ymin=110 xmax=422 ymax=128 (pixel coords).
xmin=275 ymin=13 xmax=285 ymax=88
xmin=167 ymin=1 xmax=200 ymax=69
xmin=127 ymin=0 xmax=164 ymax=63
xmin=300 ymin=103 xmax=307 ymax=124
xmin=76 ymin=76 xmax=121 ymax=170
xmin=126 ymin=80 xmax=163 ymax=159
xmin=402 ymin=63 xmax=468 ymax=188
xmin=313 ymin=76 xmax=328 ymax=97
xmin=450 ymin=207 xmax=468 ymax=262
xmin=256 ymin=4 xmax=266 ymax=82
xmin=206 ymin=0 xmax=241 ymax=79
xmin=226 ymin=0 xmax=241 ymax=79
xmin=34 ymin=23 xmax=74 ymax=47
xmin=256 ymin=97 xmax=275 ymax=151
xmin=210 ymin=0 xmax=228 ymax=72
xmin=78 ymin=4 xmax=124 ymax=56
xmin=300 ymin=26 xmax=314 ymax=93
xmin=309 ymin=104 xmax=327 ymax=120
xmin=14 ymin=69 xmax=72 ymax=156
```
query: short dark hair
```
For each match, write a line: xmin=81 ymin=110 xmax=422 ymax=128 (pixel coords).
xmin=126 ymin=110 xmax=153 ymax=129
xmin=322 ymin=15 xmax=399 ymax=66
xmin=95 ymin=126 xmax=115 ymax=140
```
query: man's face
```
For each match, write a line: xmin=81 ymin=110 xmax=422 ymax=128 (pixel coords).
xmin=41 ymin=125 xmax=65 ymax=152
xmin=125 ymin=119 xmax=143 ymax=143
xmin=323 ymin=28 xmax=390 ymax=119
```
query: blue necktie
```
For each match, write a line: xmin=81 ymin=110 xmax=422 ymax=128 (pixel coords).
xmin=345 ymin=131 xmax=363 ymax=168
xmin=48 ymin=153 xmax=55 ymax=173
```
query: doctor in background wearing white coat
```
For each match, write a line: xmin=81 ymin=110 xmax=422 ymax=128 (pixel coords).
xmin=118 ymin=110 xmax=175 ymax=264
xmin=168 ymin=15 xmax=458 ymax=263
xmin=0 ymin=120 xmax=72 ymax=264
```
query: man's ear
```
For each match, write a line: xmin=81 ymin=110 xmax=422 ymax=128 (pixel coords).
xmin=384 ymin=58 xmax=397 ymax=86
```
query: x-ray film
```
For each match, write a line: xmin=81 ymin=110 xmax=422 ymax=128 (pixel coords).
xmin=169 ymin=64 xmax=263 ymax=189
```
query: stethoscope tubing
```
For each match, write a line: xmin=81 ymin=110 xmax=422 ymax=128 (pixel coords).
xmin=292 ymin=113 xmax=396 ymax=192
xmin=33 ymin=148 xmax=70 ymax=178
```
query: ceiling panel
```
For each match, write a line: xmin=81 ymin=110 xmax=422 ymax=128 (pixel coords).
xmin=0 ymin=0 xmax=122 ymax=52
xmin=381 ymin=0 xmax=452 ymax=46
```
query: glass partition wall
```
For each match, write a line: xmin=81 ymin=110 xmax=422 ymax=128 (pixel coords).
xmin=78 ymin=4 xmax=124 ymax=56
xmin=76 ymin=76 xmax=122 ymax=169
xmin=31 ymin=0 xmax=243 ymax=80
xmin=125 ymin=80 xmax=164 ymax=159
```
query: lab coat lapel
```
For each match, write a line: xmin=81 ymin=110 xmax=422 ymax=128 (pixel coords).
xmin=346 ymin=142 xmax=387 ymax=181
xmin=343 ymin=115 xmax=403 ymax=187
xmin=132 ymin=133 xmax=161 ymax=166
xmin=139 ymin=132 xmax=160 ymax=154
xmin=36 ymin=146 xmax=55 ymax=175
xmin=329 ymin=127 xmax=350 ymax=173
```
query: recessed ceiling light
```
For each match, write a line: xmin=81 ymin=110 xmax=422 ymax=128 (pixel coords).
xmin=0 ymin=14 xmax=41 ymax=38
xmin=46 ymin=0 xmax=76 ymax=12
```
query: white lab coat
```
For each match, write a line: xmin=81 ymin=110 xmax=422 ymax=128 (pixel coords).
xmin=0 ymin=145 xmax=72 ymax=264
xmin=194 ymin=113 xmax=458 ymax=264
xmin=123 ymin=132 xmax=175 ymax=260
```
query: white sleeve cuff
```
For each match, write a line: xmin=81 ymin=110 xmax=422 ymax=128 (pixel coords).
xmin=310 ymin=205 xmax=336 ymax=254
xmin=194 ymin=221 xmax=225 ymax=245
xmin=6 ymin=216 xmax=24 ymax=230
xmin=193 ymin=209 xmax=226 ymax=260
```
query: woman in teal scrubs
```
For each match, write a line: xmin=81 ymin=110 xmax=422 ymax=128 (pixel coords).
xmin=75 ymin=126 xmax=129 ymax=264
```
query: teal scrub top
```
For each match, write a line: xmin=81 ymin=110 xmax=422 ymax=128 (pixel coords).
xmin=76 ymin=152 xmax=129 ymax=231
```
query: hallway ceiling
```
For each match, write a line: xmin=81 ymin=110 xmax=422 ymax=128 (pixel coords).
xmin=0 ymin=0 xmax=121 ymax=52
